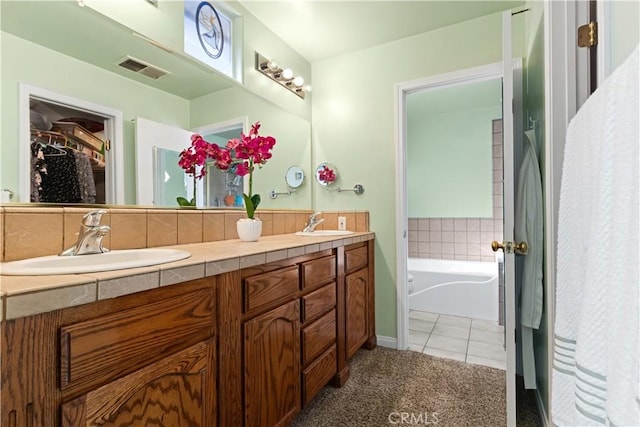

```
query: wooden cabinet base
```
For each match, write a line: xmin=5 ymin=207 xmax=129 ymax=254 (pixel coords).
xmin=330 ymin=365 xmax=351 ymax=388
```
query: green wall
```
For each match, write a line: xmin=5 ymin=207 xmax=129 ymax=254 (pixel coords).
xmin=407 ymin=104 xmax=500 ymax=218
xmin=312 ymin=11 xmax=525 ymax=338
xmin=0 ymin=31 xmax=190 ymax=205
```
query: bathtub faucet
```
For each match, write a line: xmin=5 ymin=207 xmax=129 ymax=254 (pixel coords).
xmin=302 ymin=212 xmax=324 ymax=232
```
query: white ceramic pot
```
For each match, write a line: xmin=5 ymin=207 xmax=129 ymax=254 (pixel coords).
xmin=236 ymin=218 xmax=262 ymax=242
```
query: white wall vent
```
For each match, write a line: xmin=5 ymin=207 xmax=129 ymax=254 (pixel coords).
xmin=116 ymin=56 xmax=169 ymax=80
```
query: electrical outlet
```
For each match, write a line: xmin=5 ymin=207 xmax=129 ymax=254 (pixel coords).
xmin=338 ymin=216 xmax=346 ymax=230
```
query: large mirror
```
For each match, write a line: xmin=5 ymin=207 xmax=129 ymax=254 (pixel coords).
xmin=0 ymin=0 xmax=312 ymax=210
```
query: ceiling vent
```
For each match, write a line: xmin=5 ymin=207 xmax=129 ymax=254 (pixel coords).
xmin=116 ymin=56 xmax=169 ymax=80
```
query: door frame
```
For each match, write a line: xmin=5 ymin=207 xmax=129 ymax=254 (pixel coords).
xmin=394 ymin=61 xmax=505 ymax=352
xmin=394 ymin=58 xmax=522 ymax=425
xmin=19 ymin=84 xmax=125 ymax=204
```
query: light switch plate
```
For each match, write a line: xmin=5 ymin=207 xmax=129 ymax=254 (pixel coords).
xmin=338 ymin=216 xmax=346 ymax=230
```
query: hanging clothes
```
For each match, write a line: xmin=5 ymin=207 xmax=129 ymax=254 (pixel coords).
xmin=552 ymin=46 xmax=639 ymax=426
xmin=514 ymin=129 xmax=543 ymax=389
xmin=73 ymin=151 xmax=96 ymax=203
xmin=30 ymin=143 xmax=47 ymax=202
xmin=40 ymin=145 xmax=82 ymax=203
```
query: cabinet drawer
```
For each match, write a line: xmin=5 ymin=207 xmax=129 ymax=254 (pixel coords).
xmin=302 ymin=344 xmax=337 ymax=406
xmin=244 ymin=265 xmax=299 ymax=314
xmin=301 ymin=255 xmax=336 ymax=289
xmin=301 ymin=309 xmax=336 ymax=366
xmin=60 ymin=286 xmax=214 ymax=392
xmin=345 ymin=245 xmax=368 ymax=273
xmin=302 ymin=282 xmax=336 ymax=324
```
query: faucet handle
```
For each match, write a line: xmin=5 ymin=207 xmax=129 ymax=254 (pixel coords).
xmin=310 ymin=211 xmax=322 ymax=220
xmin=82 ymin=209 xmax=108 ymax=227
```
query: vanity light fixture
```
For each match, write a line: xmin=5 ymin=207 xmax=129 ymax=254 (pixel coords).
xmin=256 ymin=52 xmax=307 ymax=99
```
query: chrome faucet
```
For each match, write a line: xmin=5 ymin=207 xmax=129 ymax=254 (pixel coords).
xmin=60 ymin=210 xmax=110 ymax=256
xmin=302 ymin=212 xmax=324 ymax=233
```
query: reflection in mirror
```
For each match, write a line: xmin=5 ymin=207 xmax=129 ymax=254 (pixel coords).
xmin=285 ymin=166 xmax=305 ymax=189
xmin=1 ymin=1 xmax=311 ymax=209
xmin=152 ymin=147 xmax=185 ymax=207
xmin=315 ymin=163 xmax=338 ymax=187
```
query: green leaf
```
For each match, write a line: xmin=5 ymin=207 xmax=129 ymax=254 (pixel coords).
xmin=177 ymin=196 xmax=195 ymax=207
xmin=243 ymin=193 xmax=255 ymax=219
xmin=251 ymin=194 xmax=261 ymax=212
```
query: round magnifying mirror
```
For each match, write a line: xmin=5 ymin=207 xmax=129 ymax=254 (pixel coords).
xmin=315 ymin=162 xmax=338 ymax=186
xmin=285 ymin=166 xmax=305 ymax=188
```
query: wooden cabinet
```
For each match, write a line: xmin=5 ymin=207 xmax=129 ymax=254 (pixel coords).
xmin=240 ymin=252 xmax=337 ymax=427
xmin=344 ymin=242 xmax=376 ymax=361
xmin=346 ymin=267 xmax=369 ymax=359
xmin=232 ymin=250 xmax=342 ymax=427
xmin=1 ymin=277 xmax=216 ymax=427
xmin=1 ymin=238 xmax=375 ymax=427
xmin=244 ymin=300 xmax=300 ymax=427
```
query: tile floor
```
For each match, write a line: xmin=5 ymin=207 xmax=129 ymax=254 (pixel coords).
xmin=408 ymin=309 xmax=506 ymax=370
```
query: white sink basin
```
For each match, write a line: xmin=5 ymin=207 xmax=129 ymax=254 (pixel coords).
xmin=0 ymin=248 xmax=191 ymax=276
xmin=295 ymin=230 xmax=355 ymax=237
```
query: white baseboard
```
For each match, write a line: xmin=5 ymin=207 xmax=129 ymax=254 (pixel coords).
xmin=535 ymin=388 xmax=549 ymax=427
xmin=376 ymin=335 xmax=398 ymax=349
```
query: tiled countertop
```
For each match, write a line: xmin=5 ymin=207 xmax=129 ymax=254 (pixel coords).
xmin=0 ymin=232 xmax=374 ymax=321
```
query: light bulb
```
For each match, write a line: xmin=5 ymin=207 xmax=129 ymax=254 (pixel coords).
xmin=267 ymin=60 xmax=279 ymax=72
xmin=292 ymin=76 xmax=304 ymax=87
xmin=281 ymin=68 xmax=294 ymax=80
xmin=303 ymin=84 xmax=312 ymax=93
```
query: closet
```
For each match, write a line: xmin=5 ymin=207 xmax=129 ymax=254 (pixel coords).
xmin=29 ymin=98 xmax=108 ymax=204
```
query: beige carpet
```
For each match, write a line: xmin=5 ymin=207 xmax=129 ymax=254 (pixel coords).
xmin=291 ymin=347 xmax=540 ymax=427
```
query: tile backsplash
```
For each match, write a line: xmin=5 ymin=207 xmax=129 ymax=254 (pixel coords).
xmin=0 ymin=207 xmax=369 ymax=262
xmin=408 ymin=217 xmax=503 ymax=263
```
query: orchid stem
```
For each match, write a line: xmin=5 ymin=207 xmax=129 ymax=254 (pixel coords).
xmin=248 ymin=159 xmax=253 ymax=199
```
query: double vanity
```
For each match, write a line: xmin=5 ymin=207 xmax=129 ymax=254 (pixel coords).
xmin=0 ymin=215 xmax=375 ymax=427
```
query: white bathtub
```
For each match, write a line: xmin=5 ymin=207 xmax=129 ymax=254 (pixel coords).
xmin=408 ymin=258 xmax=498 ymax=321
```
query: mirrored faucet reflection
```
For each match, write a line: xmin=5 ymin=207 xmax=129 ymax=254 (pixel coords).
xmin=60 ymin=210 xmax=110 ymax=256
xmin=302 ymin=212 xmax=324 ymax=233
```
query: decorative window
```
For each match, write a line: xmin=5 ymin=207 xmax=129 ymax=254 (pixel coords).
xmin=184 ymin=1 xmax=236 ymax=80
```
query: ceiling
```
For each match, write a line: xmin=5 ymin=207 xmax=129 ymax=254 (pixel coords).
xmin=239 ymin=1 xmax=525 ymax=62
xmin=1 ymin=1 xmax=524 ymax=101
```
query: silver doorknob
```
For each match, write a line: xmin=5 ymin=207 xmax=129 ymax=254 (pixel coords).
xmin=491 ymin=240 xmax=528 ymax=254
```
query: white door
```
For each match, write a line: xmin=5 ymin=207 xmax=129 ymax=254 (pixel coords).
xmin=134 ymin=117 xmax=197 ymax=206
xmin=501 ymin=10 xmax=522 ymax=427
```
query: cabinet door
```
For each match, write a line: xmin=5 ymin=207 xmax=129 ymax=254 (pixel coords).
xmin=61 ymin=340 xmax=216 ymax=427
xmin=346 ymin=268 xmax=368 ymax=360
xmin=244 ymin=300 xmax=300 ymax=427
